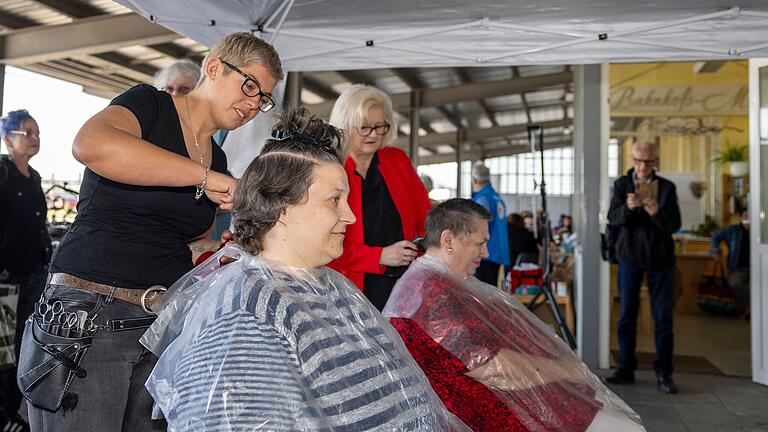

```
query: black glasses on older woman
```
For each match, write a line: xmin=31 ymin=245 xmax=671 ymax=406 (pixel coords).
xmin=221 ymin=60 xmax=275 ymax=113
xmin=358 ymin=122 xmax=390 ymax=137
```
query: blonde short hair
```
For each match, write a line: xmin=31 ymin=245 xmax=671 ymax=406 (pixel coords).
xmin=201 ymin=32 xmax=283 ymax=82
xmin=329 ymin=85 xmax=397 ymax=148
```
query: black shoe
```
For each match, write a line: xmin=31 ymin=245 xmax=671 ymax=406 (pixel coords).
xmin=605 ymin=369 xmax=635 ymax=384
xmin=657 ymin=374 xmax=679 ymax=394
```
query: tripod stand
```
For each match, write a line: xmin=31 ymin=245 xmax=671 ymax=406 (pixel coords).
xmin=524 ymin=125 xmax=577 ymax=350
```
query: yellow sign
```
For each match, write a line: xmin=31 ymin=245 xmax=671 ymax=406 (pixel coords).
xmin=610 ymin=85 xmax=747 ymax=116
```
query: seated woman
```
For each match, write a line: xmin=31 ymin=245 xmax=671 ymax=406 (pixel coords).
xmin=140 ymin=108 xmax=469 ymax=431
xmin=384 ymin=199 xmax=644 ymax=432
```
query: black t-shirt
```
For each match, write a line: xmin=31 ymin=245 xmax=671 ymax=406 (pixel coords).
xmin=359 ymin=153 xmax=405 ymax=310
xmin=0 ymin=156 xmax=51 ymax=272
xmin=50 ymin=84 xmax=227 ymax=289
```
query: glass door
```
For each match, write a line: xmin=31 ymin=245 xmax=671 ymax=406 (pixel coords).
xmin=749 ymin=59 xmax=768 ymax=386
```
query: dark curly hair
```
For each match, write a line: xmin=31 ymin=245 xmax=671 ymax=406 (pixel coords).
xmin=233 ymin=107 xmax=347 ymax=255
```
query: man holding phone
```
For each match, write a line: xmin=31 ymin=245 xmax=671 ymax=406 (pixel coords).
xmin=606 ymin=141 xmax=681 ymax=394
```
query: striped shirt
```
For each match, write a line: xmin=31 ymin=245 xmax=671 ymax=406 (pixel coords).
xmin=148 ymin=260 xmax=462 ymax=432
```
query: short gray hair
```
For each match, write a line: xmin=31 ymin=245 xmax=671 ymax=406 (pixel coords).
xmin=201 ymin=32 xmax=283 ymax=82
xmin=424 ymin=199 xmax=490 ymax=250
xmin=631 ymin=141 xmax=659 ymax=158
xmin=472 ymin=162 xmax=491 ymax=184
xmin=154 ymin=59 xmax=201 ymax=89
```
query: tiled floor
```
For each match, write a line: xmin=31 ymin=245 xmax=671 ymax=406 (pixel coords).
xmin=610 ymin=310 xmax=751 ymax=376
xmin=599 ymin=370 xmax=768 ymax=432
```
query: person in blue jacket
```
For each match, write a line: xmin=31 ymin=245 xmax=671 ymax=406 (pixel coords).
xmin=471 ymin=162 xmax=510 ymax=285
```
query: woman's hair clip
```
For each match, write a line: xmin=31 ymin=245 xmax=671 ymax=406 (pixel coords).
xmin=271 ymin=129 xmax=335 ymax=153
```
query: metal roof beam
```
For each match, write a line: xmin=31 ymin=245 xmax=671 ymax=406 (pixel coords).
xmin=396 ymin=119 xmax=570 ymax=149
xmin=147 ymin=43 xmax=204 ymax=63
xmin=308 ymin=71 xmax=572 ymax=117
xmin=0 ymin=13 xmax=178 ymax=65
xmin=454 ymin=67 xmax=499 ymax=127
xmin=31 ymin=0 xmax=104 ymax=19
xmin=419 ymin=139 xmax=571 ymax=165
xmin=392 ymin=68 xmax=463 ymax=130
xmin=0 ymin=9 xmax=38 ymax=29
xmin=302 ymin=75 xmax=338 ymax=100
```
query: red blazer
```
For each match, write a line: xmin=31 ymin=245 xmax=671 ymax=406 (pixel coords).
xmin=328 ymin=147 xmax=431 ymax=290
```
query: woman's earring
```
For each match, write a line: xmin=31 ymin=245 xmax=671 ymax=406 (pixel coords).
xmin=447 ymin=246 xmax=454 ymax=255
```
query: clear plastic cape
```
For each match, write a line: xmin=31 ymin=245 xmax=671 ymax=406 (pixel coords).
xmin=141 ymin=245 xmax=470 ymax=432
xmin=383 ymin=255 xmax=645 ymax=432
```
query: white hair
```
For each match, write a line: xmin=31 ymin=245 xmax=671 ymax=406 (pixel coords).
xmin=154 ymin=59 xmax=202 ymax=89
xmin=329 ymin=85 xmax=397 ymax=148
xmin=472 ymin=162 xmax=491 ymax=183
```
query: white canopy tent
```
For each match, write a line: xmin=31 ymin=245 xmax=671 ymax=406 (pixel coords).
xmin=117 ymin=0 xmax=768 ymax=70
xmin=115 ymin=0 xmax=768 ymax=379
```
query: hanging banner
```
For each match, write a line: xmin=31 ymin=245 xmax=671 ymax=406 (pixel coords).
xmin=610 ymin=85 xmax=748 ymax=117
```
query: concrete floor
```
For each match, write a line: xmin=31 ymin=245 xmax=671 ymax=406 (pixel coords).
xmin=600 ymin=370 xmax=768 ymax=432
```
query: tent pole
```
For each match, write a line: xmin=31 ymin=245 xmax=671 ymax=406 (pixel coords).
xmin=409 ymin=90 xmax=422 ymax=166
xmin=269 ymin=0 xmax=295 ymax=43
xmin=456 ymin=129 xmax=464 ymax=198
xmin=284 ymin=71 xmax=302 ymax=108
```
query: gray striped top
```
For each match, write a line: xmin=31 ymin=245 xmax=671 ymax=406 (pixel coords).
xmin=145 ymin=252 xmax=467 ymax=432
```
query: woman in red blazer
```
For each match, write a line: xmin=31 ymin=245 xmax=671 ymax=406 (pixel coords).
xmin=328 ymin=85 xmax=431 ymax=310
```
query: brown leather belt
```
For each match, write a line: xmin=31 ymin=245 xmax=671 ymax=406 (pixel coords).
xmin=49 ymin=273 xmax=166 ymax=314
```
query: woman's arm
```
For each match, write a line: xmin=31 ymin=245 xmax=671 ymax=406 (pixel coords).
xmin=74 ymin=106 xmax=237 ymax=207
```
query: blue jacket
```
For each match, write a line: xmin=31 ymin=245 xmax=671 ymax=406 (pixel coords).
xmin=711 ymin=224 xmax=747 ymax=271
xmin=472 ymin=184 xmax=510 ymax=266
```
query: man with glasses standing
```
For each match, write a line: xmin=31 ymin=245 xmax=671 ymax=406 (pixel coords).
xmin=606 ymin=141 xmax=681 ymax=394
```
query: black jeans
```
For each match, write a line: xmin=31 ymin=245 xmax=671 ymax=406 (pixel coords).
xmin=25 ymin=283 xmax=165 ymax=432
xmin=0 ymin=267 xmax=46 ymax=417
xmin=617 ymin=261 xmax=675 ymax=376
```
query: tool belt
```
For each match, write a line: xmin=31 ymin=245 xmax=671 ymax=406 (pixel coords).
xmin=17 ymin=274 xmax=166 ymax=412
xmin=49 ymin=273 xmax=166 ymax=314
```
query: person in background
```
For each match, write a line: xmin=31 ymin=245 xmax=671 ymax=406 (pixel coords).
xmin=711 ymin=208 xmax=751 ymax=313
xmin=507 ymin=213 xmax=539 ymax=267
xmin=327 ymin=85 xmax=431 ymax=311
xmin=520 ymin=210 xmax=534 ymax=232
xmin=142 ymin=108 xmax=468 ymax=431
xmin=0 ymin=109 xmax=52 ymax=432
xmin=154 ymin=59 xmax=201 ymax=96
xmin=23 ymin=32 xmax=282 ymax=432
xmin=470 ymin=162 xmax=510 ymax=285
xmin=384 ymin=199 xmax=645 ymax=432
xmin=555 ymin=214 xmax=573 ymax=236
xmin=606 ymin=141 xmax=681 ymax=394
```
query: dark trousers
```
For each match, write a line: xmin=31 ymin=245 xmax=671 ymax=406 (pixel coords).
xmin=617 ymin=261 xmax=675 ymax=376
xmin=0 ymin=267 xmax=46 ymax=417
xmin=475 ymin=261 xmax=501 ymax=286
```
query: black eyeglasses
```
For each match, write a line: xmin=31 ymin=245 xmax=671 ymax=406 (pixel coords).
xmin=632 ymin=157 xmax=657 ymax=166
xmin=221 ymin=60 xmax=275 ymax=113
xmin=357 ymin=122 xmax=390 ymax=137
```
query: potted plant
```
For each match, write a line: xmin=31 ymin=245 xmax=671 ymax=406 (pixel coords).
xmin=712 ymin=144 xmax=748 ymax=177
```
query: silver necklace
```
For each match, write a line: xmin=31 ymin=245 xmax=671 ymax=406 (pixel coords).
xmin=185 ymin=95 xmax=205 ymax=166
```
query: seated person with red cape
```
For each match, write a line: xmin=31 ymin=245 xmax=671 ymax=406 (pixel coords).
xmin=384 ymin=198 xmax=644 ymax=432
